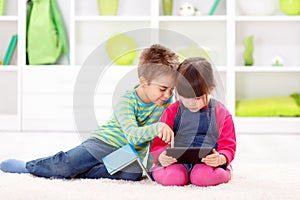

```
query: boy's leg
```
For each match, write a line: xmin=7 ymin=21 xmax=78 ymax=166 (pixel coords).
xmin=77 ymin=160 xmax=143 ymax=181
xmin=0 ymin=159 xmax=29 ymax=173
xmin=26 ymin=143 xmax=100 ymax=178
xmin=152 ymin=164 xmax=188 ymax=186
xmin=190 ymin=164 xmax=231 ymax=186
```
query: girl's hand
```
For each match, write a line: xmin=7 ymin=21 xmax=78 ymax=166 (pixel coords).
xmin=158 ymin=123 xmax=174 ymax=147
xmin=201 ymin=149 xmax=227 ymax=167
xmin=158 ymin=151 xmax=177 ymax=167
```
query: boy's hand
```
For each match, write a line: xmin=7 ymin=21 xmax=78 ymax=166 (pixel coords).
xmin=158 ymin=123 xmax=174 ymax=147
xmin=201 ymin=149 xmax=227 ymax=167
xmin=158 ymin=151 xmax=177 ymax=167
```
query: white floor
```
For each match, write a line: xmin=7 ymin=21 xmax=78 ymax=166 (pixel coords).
xmin=0 ymin=131 xmax=82 ymax=161
xmin=1 ymin=132 xmax=300 ymax=200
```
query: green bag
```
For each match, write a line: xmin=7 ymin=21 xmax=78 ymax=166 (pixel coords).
xmin=27 ymin=0 xmax=69 ymax=65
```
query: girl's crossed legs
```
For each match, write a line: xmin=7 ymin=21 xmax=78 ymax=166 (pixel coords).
xmin=152 ymin=163 xmax=231 ymax=186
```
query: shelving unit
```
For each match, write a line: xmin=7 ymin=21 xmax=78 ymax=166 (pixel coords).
xmin=0 ymin=0 xmax=19 ymax=130
xmin=233 ymin=0 xmax=300 ymax=133
xmin=0 ymin=0 xmax=299 ymax=133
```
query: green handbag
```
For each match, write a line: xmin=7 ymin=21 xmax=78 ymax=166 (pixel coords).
xmin=27 ymin=0 xmax=69 ymax=65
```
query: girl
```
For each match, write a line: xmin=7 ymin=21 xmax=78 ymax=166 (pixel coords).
xmin=0 ymin=44 xmax=179 ymax=181
xmin=150 ymin=57 xmax=236 ymax=186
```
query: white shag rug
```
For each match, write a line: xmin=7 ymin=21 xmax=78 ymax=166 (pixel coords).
xmin=0 ymin=132 xmax=300 ymax=200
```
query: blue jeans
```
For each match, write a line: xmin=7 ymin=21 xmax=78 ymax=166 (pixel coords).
xmin=26 ymin=138 xmax=142 ymax=180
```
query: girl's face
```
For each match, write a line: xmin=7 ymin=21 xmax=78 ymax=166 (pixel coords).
xmin=179 ymin=95 xmax=208 ymax=112
xmin=138 ymin=75 xmax=175 ymax=105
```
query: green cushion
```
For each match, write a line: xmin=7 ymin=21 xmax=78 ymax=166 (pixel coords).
xmin=236 ymin=95 xmax=300 ymax=117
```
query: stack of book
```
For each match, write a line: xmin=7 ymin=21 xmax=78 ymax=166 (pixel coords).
xmin=102 ymin=144 xmax=153 ymax=180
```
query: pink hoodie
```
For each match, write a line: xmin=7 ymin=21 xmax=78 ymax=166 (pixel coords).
xmin=150 ymin=100 xmax=236 ymax=166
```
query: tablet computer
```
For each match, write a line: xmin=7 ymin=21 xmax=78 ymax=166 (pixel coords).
xmin=166 ymin=147 xmax=213 ymax=164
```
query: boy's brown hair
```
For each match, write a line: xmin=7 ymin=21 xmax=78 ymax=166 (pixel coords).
xmin=176 ymin=57 xmax=216 ymax=99
xmin=138 ymin=44 xmax=179 ymax=83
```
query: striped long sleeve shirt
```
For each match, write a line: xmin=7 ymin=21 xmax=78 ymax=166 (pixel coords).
xmin=91 ymin=86 xmax=173 ymax=169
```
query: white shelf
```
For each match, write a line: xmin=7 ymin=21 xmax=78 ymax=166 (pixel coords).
xmin=235 ymin=66 xmax=300 ymax=72
xmin=235 ymin=16 xmax=300 ymax=22
xmin=24 ymin=65 xmax=79 ymax=69
xmin=235 ymin=117 xmax=300 ymax=134
xmin=0 ymin=0 xmax=299 ymax=133
xmin=158 ymin=16 xmax=228 ymax=21
xmin=75 ymin=16 xmax=152 ymax=22
xmin=0 ymin=16 xmax=18 ymax=21
xmin=0 ymin=66 xmax=18 ymax=71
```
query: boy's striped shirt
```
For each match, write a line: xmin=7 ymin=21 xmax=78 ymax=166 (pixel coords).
xmin=91 ymin=86 xmax=173 ymax=169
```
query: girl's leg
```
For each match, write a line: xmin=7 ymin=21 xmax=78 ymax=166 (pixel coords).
xmin=152 ymin=164 xmax=188 ymax=186
xmin=190 ymin=164 xmax=231 ymax=186
xmin=26 ymin=143 xmax=100 ymax=178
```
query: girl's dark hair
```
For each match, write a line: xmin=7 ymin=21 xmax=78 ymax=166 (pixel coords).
xmin=176 ymin=57 xmax=215 ymax=98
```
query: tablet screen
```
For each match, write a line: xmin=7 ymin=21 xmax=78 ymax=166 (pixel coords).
xmin=166 ymin=147 xmax=213 ymax=164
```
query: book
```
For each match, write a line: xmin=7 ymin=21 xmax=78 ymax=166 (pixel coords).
xmin=209 ymin=0 xmax=221 ymax=16
xmin=102 ymin=144 xmax=153 ymax=180
xmin=3 ymin=34 xmax=18 ymax=65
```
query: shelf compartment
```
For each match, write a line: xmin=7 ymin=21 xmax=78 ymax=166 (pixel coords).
xmin=75 ymin=0 xmax=151 ymax=17
xmin=235 ymin=72 xmax=300 ymax=100
xmin=75 ymin=21 xmax=151 ymax=65
xmin=1 ymin=0 xmax=18 ymax=16
xmin=23 ymin=66 xmax=80 ymax=94
xmin=236 ymin=21 xmax=300 ymax=66
xmin=0 ymin=71 xmax=18 ymax=115
xmin=159 ymin=21 xmax=227 ymax=66
xmin=0 ymin=21 xmax=18 ymax=66
xmin=159 ymin=0 xmax=227 ymax=16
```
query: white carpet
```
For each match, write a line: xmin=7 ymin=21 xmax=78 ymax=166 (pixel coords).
xmin=0 ymin=132 xmax=300 ymax=200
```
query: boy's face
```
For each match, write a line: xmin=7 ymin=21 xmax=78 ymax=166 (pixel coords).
xmin=179 ymin=95 xmax=208 ymax=112
xmin=140 ymin=75 xmax=175 ymax=106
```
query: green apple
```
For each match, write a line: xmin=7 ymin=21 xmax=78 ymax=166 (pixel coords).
xmin=280 ymin=0 xmax=300 ymax=16
xmin=106 ymin=34 xmax=137 ymax=65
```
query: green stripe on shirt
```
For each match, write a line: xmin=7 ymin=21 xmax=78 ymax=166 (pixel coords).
xmin=90 ymin=86 xmax=173 ymax=168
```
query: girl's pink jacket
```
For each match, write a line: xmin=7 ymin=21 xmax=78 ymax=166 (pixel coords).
xmin=150 ymin=101 xmax=237 ymax=166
